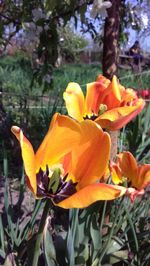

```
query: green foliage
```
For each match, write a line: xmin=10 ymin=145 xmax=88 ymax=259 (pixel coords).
xmin=0 ymin=0 xmax=92 ymax=88
xmin=1 ymin=54 xmax=150 ymax=95
xmin=0 ymin=53 xmax=37 ymax=95
xmin=1 ymin=178 xmax=150 ymax=266
xmin=119 ymin=70 xmax=150 ymax=90
xmin=58 ymin=23 xmax=88 ymax=62
xmin=0 ymin=60 xmax=150 ymax=265
xmin=0 ymin=53 xmax=150 ymax=96
xmin=0 ymin=55 xmax=101 ymax=95
xmin=120 ymin=104 xmax=150 ymax=163
xmin=53 ymin=63 xmax=102 ymax=93
xmin=0 ymin=157 xmax=44 ymax=265
xmin=0 ymin=52 xmax=30 ymax=71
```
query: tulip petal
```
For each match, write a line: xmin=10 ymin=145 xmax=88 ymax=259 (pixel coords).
xmin=110 ymin=162 xmax=123 ymax=184
xmin=136 ymin=166 xmax=150 ymax=189
xmin=95 ymin=99 xmax=145 ymax=130
xmin=96 ymin=74 xmax=110 ymax=86
xmin=98 ymin=76 xmax=121 ymax=110
xmin=56 ymin=183 xmax=127 ymax=209
xmin=61 ymin=152 xmax=72 ymax=176
xmin=11 ymin=126 xmax=37 ymax=195
xmin=111 ymin=152 xmax=150 ymax=192
xmin=85 ymin=82 xmax=106 ymax=114
xmin=111 ymin=75 xmax=121 ymax=101
xmin=116 ymin=152 xmax=138 ymax=186
xmin=121 ymin=88 xmax=137 ymax=104
xmin=63 ymin=82 xmax=85 ymax=121
xmin=126 ymin=188 xmax=144 ymax=202
xmin=68 ymin=120 xmax=111 ymax=188
xmin=35 ymin=113 xmax=81 ymax=172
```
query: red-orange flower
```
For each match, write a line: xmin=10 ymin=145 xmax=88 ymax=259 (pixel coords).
xmin=137 ymin=89 xmax=150 ymax=99
xmin=11 ymin=113 xmax=127 ymax=209
xmin=110 ymin=151 xmax=150 ymax=201
xmin=63 ymin=75 xmax=145 ymax=130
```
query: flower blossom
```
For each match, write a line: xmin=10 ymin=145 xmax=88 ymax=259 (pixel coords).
xmin=90 ymin=0 xmax=112 ymax=19
xmin=110 ymin=151 xmax=150 ymax=201
xmin=63 ymin=75 xmax=145 ymax=131
xmin=137 ymin=89 xmax=150 ymax=100
xmin=11 ymin=113 xmax=127 ymax=209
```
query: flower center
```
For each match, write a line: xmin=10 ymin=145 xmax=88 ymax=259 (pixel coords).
xmin=83 ymin=104 xmax=108 ymax=120
xmin=36 ymin=166 xmax=77 ymax=204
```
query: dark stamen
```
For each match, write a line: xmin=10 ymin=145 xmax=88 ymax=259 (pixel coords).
xmin=83 ymin=112 xmax=98 ymax=121
xmin=34 ymin=166 xmax=77 ymax=203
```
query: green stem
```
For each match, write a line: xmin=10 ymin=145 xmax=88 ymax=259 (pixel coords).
xmin=99 ymin=200 xmax=107 ymax=234
xmin=30 ymin=200 xmax=51 ymax=266
xmin=24 ymin=200 xmax=42 ymax=241
xmin=98 ymin=199 xmax=124 ymax=264
xmin=123 ymin=202 xmax=139 ymax=252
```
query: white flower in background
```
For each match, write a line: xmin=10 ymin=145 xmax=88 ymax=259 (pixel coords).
xmin=141 ymin=12 xmax=148 ymax=29
xmin=90 ymin=0 xmax=112 ymax=19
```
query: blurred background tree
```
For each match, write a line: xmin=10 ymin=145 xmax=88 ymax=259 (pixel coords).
xmin=0 ymin=0 xmax=150 ymax=86
xmin=57 ymin=23 xmax=88 ymax=64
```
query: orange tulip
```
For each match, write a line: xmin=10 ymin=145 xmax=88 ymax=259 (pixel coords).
xmin=63 ymin=75 xmax=145 ymax=131
xmin=11 ymin=113 xmax=127 ymax=209
xmin=110 ymin=151 xmax=150 ymax=201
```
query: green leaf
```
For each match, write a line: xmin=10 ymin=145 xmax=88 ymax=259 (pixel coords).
xmin=23 ymin=200 xmax=43 ymax=241
xmin=45 ymin=0 xmax=57 ymax=11
xmin=109 ymin=250 xmax=128 ymax=264
xmin=3 ymin=144 xmax=8 ymax=177
xmin=75 ymin=244 xmax=89 ymax=265
xmin=74 ymin=209 xmax=91 ymax=264
xmin=43 ymin=224 xmax=57 ymax=266
xmin=67 ymin=209 xmax=79 ymax=265
xmin=123 ymin=203 xmax=139 ymax=252
xmin=90 ymin=213 xmax=102 ymax=261
xmin=0 ymin=249 xmax=5 ymax=259
xmin=106 ymin=237 xmax=125 ymax=254
xmin=0 ymin=215 xmax=5 ymax=252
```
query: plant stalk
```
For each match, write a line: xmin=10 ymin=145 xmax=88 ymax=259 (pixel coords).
xmin=30 ymin=199 xmax=51 ymax=266
xmin=108 ymin=130 xmax=119 ymax=160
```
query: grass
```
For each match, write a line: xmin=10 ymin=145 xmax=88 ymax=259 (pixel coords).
xmin=0 ymin=53 xmax=150 ymax=96
xmin=53 ymin=63 xmax=102 ymax=92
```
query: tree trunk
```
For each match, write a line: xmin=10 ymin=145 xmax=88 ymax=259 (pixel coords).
xmin=102 ymin=0 xmax=121 ymax=80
